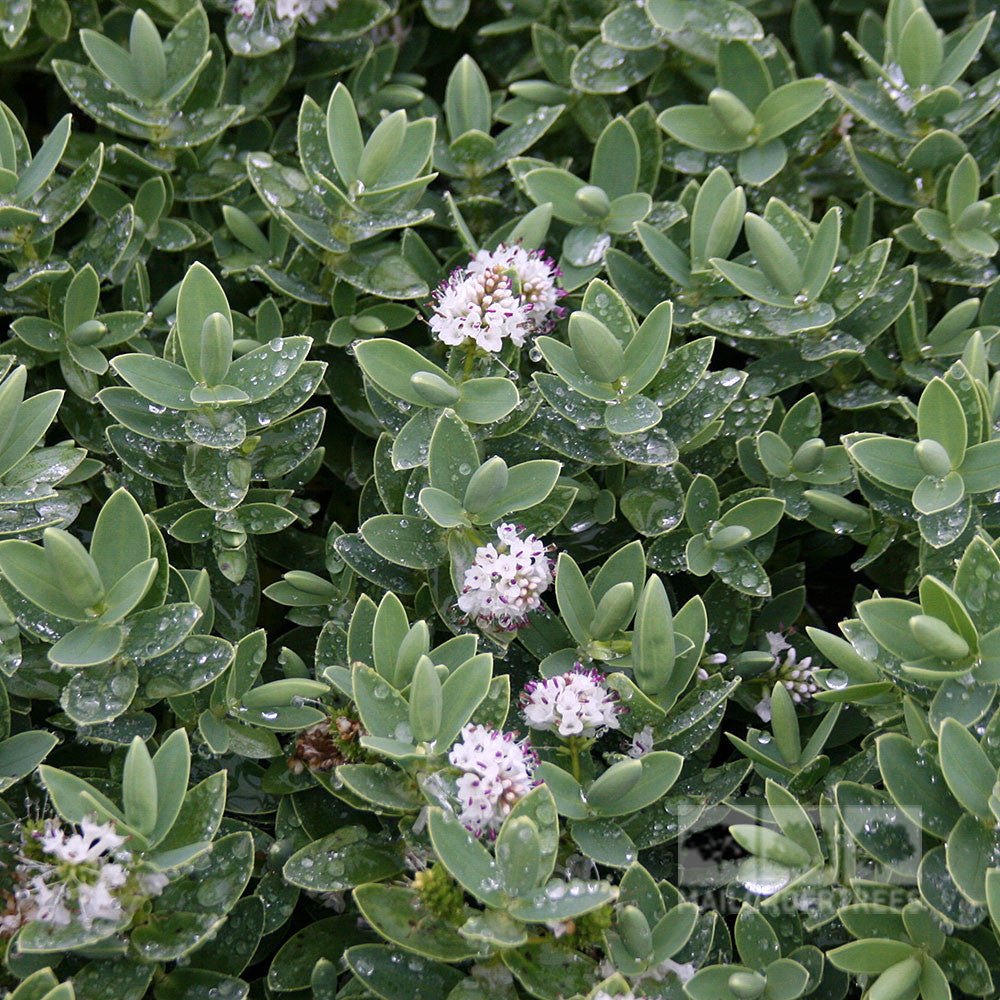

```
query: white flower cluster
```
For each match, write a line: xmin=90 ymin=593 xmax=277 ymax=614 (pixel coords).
xmin=430 ymin=244 xmax=564 ymax=352
xmin=11 ymin=818 xmax=168 ymax=932
xmin=234 ymin=0 xmax=338 ymax=25
xmin=594 ymin=955 xmax=695 ymax=994
xmin=457 ymin=524 xmax=554 ymax=631
xmin=448 ymin=724 xmax=538 ymax=837
xmin=521 ymin=666 xmax=622 ymax=738
xmin=754 ymin=631 xmax=819 ymax=723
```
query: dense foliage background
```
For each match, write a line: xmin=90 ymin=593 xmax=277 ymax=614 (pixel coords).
xmin=2 ymin=0 xmax=1000 ymax=997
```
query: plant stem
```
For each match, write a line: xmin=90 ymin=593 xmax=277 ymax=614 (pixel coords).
xmin=569 ymin=737 xmax=582 ymax=782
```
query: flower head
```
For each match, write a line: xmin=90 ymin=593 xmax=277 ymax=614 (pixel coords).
xmin=12 ymin=817 xmax=168 ymax=933
xmin=430 ymin=243 xmax=564 ymax=353
xmin=457 ymin=524 xmax=554 ymax=631
xmin=467 ymin=245 xmax=565 ymax=332
xmin=448 ymin=724 xmax=538 ymax=837
xmin=522 ymin=666 xmax=621 ymax=738
xmin=754 ymin=631 xmax=818 ymax=722
xmin=235 ymin=0 xmax=338 ymax=24
xmin=38 ymin=816 xmax=125 ymax=864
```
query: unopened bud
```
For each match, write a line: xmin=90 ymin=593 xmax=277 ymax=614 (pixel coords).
xmin=590 ymin=581 xmax=635 ymax=640
xmin=914 ymin=438 xmax=952 ymax=477
xmin=394 ymin=620 xmax=430 ymax=687
xmin=728 ymin=972 xmax=766 ymax=999
xmin=284 ymin=570 xmax=337 ymax=598
xmin=70 ymin=319 xmax=107 ymax=346
xmin=199 ymin=311 xmax=233 ymax=386
xmin=803 ymin=490 xmax=870 ymax=526
xmin=792 ymin=438 xmax=826 ymax=474
xmin=410 ymin=370 xmax=460 ymax=406
xmin=908 ymin=614 xmax=969 ymax=661
xmin=350 ymin=314 xmax=388 ymax=335
xmin=708 ymin=88 xmax=756 ymax=136
xmin=574 ymin=184 xmax=611 ymax=219
xmin=708 ymin=524 xmax=752 ymax=551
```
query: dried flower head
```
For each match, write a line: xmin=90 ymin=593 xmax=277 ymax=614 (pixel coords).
xmin=288 ymin=715 xmax=364 ymax=773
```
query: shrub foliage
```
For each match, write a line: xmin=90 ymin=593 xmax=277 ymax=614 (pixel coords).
xmin=1 ymin=0 xmax=1000 ymax=998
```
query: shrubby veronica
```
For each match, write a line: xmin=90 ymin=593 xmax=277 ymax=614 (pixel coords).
xmin=1 ymin=0 xmax=1000 ymax=998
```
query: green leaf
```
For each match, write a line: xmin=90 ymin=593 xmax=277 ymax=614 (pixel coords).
xmin=899 ymin=8 xmax=943 ymax=89
xmin=428 ymin=410 xmax=479 ymax=498
xmin=176 ymin=263 xmax=232 ymax=383
xmin=730 ymin=823 xmax=811 ymax=868
xmin=90 ymin=488 xmax=150 ymax=589
xmin=150 ymin=729 xmax=190 ymax=845
xmin=764 ymin=779 xmax=822 ymax=859
xmin=657 ymin=105 xmax=748 ymax=153
xmin=522 ymin=168 xmax=589 ymax=225
xmin=0 ymin=389 xmax=64 ymax=478
xmin=284 ymin=827 xmax=404 ymax=892
xmin=356 ymin=339 xmax=451 ymax=407
xmin=445 ymin=56 xmax=491 ymax=140
xmin=437 ymin=654 xmax=493 ymax=748
xmin=454 ymin=377 xmax=520 ymax=423
xmin=632 ymin=575 xmax=674 ymax=695
xmin=0 ymin=538 xmax=88 ymax=620
xmin=912 ymin=470 xmax=964 ymax=514
xmin=48 ymin=622 xmax=123 ymax=667
xmin=326 ymin=84 xmax=363 ymax=186
xmin=474 ymin=460 xmax=561 ymax=522
xmin=938 ymin=718 xmax=995 ymax=819
xmin=110 ymin=355 xmax=197 ymax=411
xmin=555 ymin=553 xmax=596 ymax=647
xmin=354 ymin=884 xmax=478 ymax=961
xmin=122 ymin=735 xmax=157 ymax=836
xmin=856 ymin=597 xmax=926 ymax=661
xmin=428 ymin=808 xmax=503 ymax=905
xmin=0 ymin=730 xmax=58 ymax=793
xmin=850 ymin=437 xmax=924 ymax=490
xmin=15 ymin=114 xmax=71 ymax=201
xmin=590 ymin=751 xmax=683 ymax=816
xmin=39 ymin=764 xmax=125 ymax=827
xmin=918 ymin=378 xmax=966 ymax=466
xmin=755 ymin=79 xmax=828 ymax=145
xmin=735 ymin=903 xmax=780 ymax=967
xmin=876 ymin=733 xmax=962 ymax=838
xmin=419 ymin=487 xmax=469 ymax=528
xmin=591 ymin=117 xmax=639 ymax=200
xmin=506 ymin=877 xmax=615 ymax=921
xmin=802 ymin=206 xmax=840 ymax=299
xmin=346 ymin=945 xmax=463 ymax=1000
xmin=359 ymin=515 xmax=447 ymax=569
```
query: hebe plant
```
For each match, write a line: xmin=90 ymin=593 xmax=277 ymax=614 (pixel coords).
xmin=2 ymin=0 xmax=1000 ymax=998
